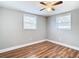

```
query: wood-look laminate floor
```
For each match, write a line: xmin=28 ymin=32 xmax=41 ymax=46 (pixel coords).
xmin=0 ymin=41 xmax=79 ymax=58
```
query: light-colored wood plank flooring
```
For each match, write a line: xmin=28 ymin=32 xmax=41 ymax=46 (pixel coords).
xmin=0 ymin=41 xmax=79 ymax=58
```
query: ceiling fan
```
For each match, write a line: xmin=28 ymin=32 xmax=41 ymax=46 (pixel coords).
xmin=40 ymin=1 xmax=63 ymax=11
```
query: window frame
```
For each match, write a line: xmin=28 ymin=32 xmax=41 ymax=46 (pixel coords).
xmin=56 ymin=13 xmax=71 ymax=30
xmin=23 ymin=14 xmax=37 ymax=30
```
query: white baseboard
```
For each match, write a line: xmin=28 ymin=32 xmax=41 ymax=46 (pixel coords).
xmin=47 ymin=39 xmax=79 ymax=51
xmin=0 ymin=40 xmax=46 ymax=53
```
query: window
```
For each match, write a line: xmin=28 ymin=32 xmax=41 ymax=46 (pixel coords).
xmin=56 ymin=13 xmax=71 ymax=30
xmin=24 ymin=14 xmax=37 ymax=29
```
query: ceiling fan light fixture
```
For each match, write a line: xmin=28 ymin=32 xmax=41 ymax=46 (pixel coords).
xmin=46 ymin=8 xmax=52 ymax=11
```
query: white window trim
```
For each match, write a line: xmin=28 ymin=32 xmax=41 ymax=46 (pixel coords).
xmin=23 ymin=14 xmax=37 ymax=30
xmin=56 ymin=13 xmax=71 ymax=30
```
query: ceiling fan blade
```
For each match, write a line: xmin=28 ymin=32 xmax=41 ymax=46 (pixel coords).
xmin=40 ymin=2 xmax=47 ymax=5
xmin=53 ymin=1 xmax=63 ymax=5
xmin=52 ymin=8 xmax=55 ymax=11
xmin=40 ymin=8 xmax=45 ymax=11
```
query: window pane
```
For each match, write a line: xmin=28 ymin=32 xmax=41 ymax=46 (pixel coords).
xmin=24 ymin=14 xmax=37 ymax=29
xmin=56 ymin=13 xmax=71 ymax=30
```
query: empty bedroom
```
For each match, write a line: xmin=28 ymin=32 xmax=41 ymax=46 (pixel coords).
xmin=0 ymin=0 xmax=79 ymax=58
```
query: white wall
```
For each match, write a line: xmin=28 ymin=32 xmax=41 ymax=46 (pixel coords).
xmin=0 ymin=7 xmax=47 ymax=50
xmin=47 ymin=9 xmax=79 ymax=48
